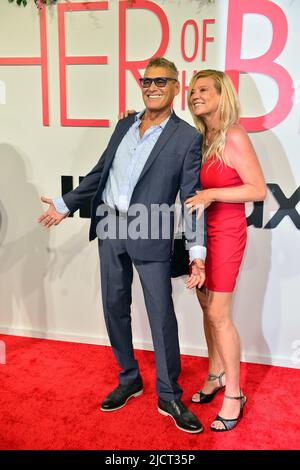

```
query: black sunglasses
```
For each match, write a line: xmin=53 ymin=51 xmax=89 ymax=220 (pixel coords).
xmin=139 ymin=77 xmax=178 ymax=88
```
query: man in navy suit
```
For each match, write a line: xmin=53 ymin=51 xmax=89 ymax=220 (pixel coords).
xmin=38 ymin=57 xmax=206 ymax=433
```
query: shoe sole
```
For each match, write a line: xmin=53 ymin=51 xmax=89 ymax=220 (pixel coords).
xmin=100 ymin=389 xmax=143 ymax=412
xmin=158 ymin=407 xmax=203 ymax=434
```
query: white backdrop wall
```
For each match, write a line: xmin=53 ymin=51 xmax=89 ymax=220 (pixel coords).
xmin=0 ymin=0 xmax=299 ymax=369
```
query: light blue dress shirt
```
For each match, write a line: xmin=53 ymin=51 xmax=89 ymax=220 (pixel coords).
xmin=102 ymin=111 xmax=169 ymax=212
xmin=53 ymin=110 xmax=205 ymax=262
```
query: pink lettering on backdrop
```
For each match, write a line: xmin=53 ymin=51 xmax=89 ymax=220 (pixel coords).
xmin=181 ymin=70 xmax=198 ymax=111
xmin=0 ymin=8 xmax=49 ymax=126
xmin=181 ymin=20 xmax=199 ymax=63
xmin=1 ymin=0 xmax=293 ymax=130
xmin=202 ymin=19 xmax=215 ymax=61
xmin=119 ymin=0 xmax=169 ymax=113
xmin=57 ymin=1 xmax=109 ymax=127
xmin=226 ymin=0 xmax=293 ymax=132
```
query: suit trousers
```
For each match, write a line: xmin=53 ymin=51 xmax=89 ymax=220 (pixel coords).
xmin=98 ymin=227 xmax=183 ymax=402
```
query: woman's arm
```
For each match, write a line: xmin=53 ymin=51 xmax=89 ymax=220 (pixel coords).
xmin=208 ymin=125 xmax=267 ymax=203
xmin=186 ymin=125 xmax=267 ymax=213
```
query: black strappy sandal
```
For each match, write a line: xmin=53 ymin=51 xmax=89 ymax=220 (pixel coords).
xmin=210 ymin=391 xmax=247 ymax=432
xmin=191 ymin=371 xmax=225 ymax=404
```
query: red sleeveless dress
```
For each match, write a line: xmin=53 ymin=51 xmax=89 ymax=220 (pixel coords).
xmin=200 ymin=156 xmax=247 ymax=292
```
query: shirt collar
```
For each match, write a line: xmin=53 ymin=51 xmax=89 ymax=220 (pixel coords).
xmin=134 ymin=109 xmax=172 ymax=129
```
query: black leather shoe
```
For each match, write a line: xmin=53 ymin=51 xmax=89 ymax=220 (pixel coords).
xmin=158 ymin=398 xmax=203 ymax=433
xmin=100 ymin=382 xmax=143 ymax=412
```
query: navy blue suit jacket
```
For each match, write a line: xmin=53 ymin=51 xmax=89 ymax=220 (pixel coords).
xmin=63 ymin=112 xmax=205 ymax=261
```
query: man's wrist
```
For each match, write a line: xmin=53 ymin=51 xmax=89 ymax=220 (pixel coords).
xmin=191 ymin=257 xmax=205 ymax=269
xmin=189 ymin=245 xmax=206 ymax=264
xmin=53 ymin=196 xmax=70 ymax=215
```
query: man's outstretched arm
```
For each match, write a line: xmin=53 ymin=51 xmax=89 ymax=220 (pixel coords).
xmin=38 ymin=142 xmax=109 ymax=229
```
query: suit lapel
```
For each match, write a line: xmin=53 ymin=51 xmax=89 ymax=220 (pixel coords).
xmin=136 ymin=112 xmax=180 ymax=186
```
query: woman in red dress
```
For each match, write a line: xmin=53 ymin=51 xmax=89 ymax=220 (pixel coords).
xmin=185 ymin=70 xmax=266 ymax=431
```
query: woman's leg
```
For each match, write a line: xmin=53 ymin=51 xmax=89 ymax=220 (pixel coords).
xmin=192 ymin=287 xmax=225 ymax=401
xmin=205 ymin=291 xmax=242 ymax=429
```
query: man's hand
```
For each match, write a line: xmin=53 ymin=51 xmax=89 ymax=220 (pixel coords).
xmin=185 ymin=258 xmax=205 ymax=289
xmin=38 ymin=196 xmax=68 ymax=228
xmin=118 ymin=109 xmax=136 ymax=120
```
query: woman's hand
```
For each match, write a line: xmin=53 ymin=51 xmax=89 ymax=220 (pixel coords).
xmin=118 ymin=109 xmax=136 ymax=120
xmin=185 ymin=189 xmax=214 ymax=219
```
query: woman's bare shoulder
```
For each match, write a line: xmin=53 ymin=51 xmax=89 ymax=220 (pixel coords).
xmin=226 ymin=124 xmax=248 ymax=143
xmin=225 ymin=123 xmax=256 ymax=167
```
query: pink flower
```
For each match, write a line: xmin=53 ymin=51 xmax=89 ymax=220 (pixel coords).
xmin=36 ymin=0 xmax=45 ymax=10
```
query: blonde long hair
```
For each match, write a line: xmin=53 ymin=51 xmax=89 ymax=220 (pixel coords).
xmin=188 ymin=70 xmax=240 ymax=164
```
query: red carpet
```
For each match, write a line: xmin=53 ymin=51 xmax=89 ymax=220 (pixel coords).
xmin=0 ymin=334 xmax=300 ymax=450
